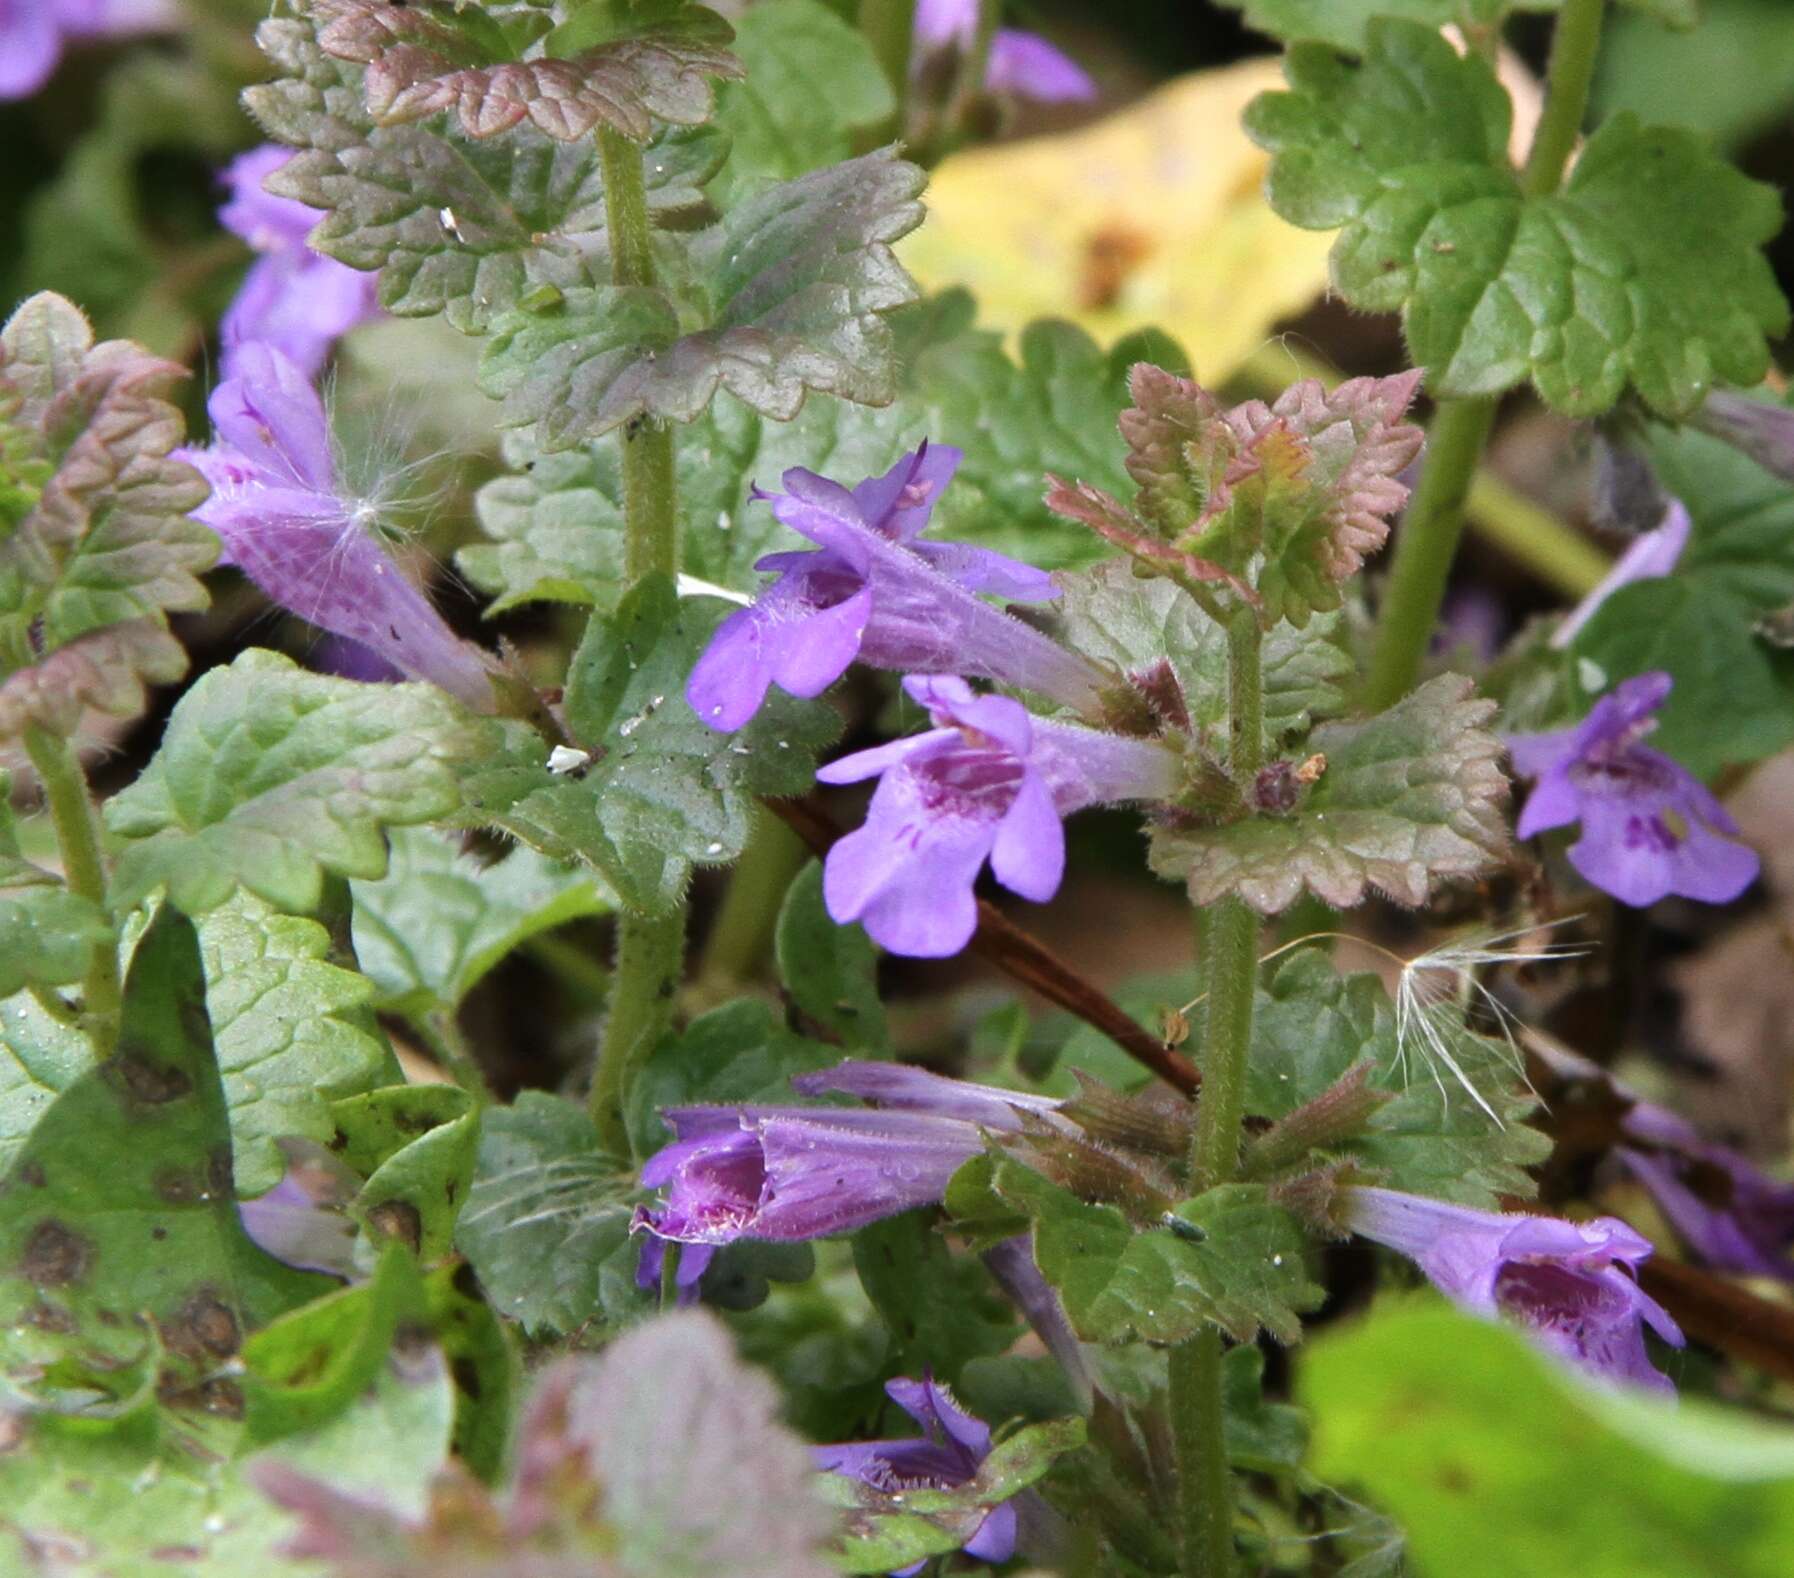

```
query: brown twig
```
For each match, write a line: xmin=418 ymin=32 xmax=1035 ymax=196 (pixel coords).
xmin=766 ymin=795 xmax=1201 ymax=1097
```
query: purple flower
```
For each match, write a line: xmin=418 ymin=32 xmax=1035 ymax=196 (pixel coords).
xmin=1551 ymin=500 xmax=1691 ymax=649
xmin=1343 ymin=1186 xmax=1684 ymax=1392
xmin=237 ymin=1141 xmax=360 ymax=1279
xmin=913 ymin=0 xmax=1096 ymax=103
xmin=218 ymin=145 xmax=381 ymax=379
xmin=818 ymin=676 xmax=1179 ymax=957
xmin=815 ymin=1376 xmax=1017 ymax=1574
xmin=176 ymin=343 xmax=496 ymax=711
xmin=1693 ymin=389 xmax=1794 ymax=483
xmin=1508 ymin=672 xmax=1758 ymax=908
xmin=1618 ymin=1101 xmax=1794 ymax=1282
xmin=633 ymin=1059 xmax=1063 ymax=1248
xmin=1529 ymin=1037 xmax=1794 ymax=1282
xmin=0 ymin=0 xmax=174 ymax=100
xmin=686 ymin=446 xmax=1104 ymax=731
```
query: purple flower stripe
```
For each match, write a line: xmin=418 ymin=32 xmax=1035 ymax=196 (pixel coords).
xmin=1550 ymin=500 xmax=1691 ymax=650
xmin=815 ymin=1375 xmax=1018 ymax=1574
xmin=1509 ymin=671 xmax=1758 ymax=908
xmin=686 ymin=446 xmax=1104 ymax=732
xmin=177 ymin=343 xmax=496 ymax=711
xmin=819 ymin=675 xmax=1180 ymax=957
xmin=1343 ymin=1185 xmax=1684 ymax=1392
xmin=218 ymin=145 xmax=381 ymax=379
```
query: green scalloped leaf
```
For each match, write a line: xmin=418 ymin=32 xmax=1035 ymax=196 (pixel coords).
xmin=245 ymin=17 xmax=728 ymax=335
xmin=479 ymin=147 xmax=925 ymax=447
xmin=1051 ymin=559 xmax=1351 ymax=743
xmin=1246 ymin=20 xmax=1788 ymax=417
xmin=991 ymin=1160 xmax=1323 ymax=1345
xmin=0 ymin=855 xmax=110 ymax=1002
xmin=0 ymin=991 xmax=88 ymax=1180
xmin=775 ymin=859 xmax=888 ymax=1051
xmin=455 ymin=1091 xmax=639 ymax=1338
xmin=1247 ymin=950 xmax=1550 ymax=1206
xmin=1571 ymin=407 xmax=1794 ymax=777
xmin=106 ymin=650 xmax=505 ymax=917
xmin=349 ymin=827 xmax=612 ymax=1020
xmin=199 ymin=893 xmax=397 ymax=1199
xmin=707 ymin=0 xmax=895 ymax=207
xmin=1149 ymin=674 xmax=1511 ymax=913
xmin=454 ymin=576 xmax=837 ymax=914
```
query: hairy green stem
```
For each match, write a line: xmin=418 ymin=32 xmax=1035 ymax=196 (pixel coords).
xmin=24 ymin=725 xmax=120 ymax=1050
xmin=1173 ymin=612 xmax=1268 ymax=1578
xmin=597 ymin=125 xmax=656 ymax=290
xmin=1171 ymin=1330 xmax=1236 ymax=1578
xmin=590 ymin=125 xmax=687 ymax=1159
xmin=1223 ymin=610 xmax=1263 ymax=784
xmin=1363 ymin=0 xmax=1607 ymax=711
xmin=1361 ymin=396 xmax=1499 ymax=711
xmin=594 ymin=909 xmax=685 ymax=1157
xmin=698 ymin=806 xmax=806 ymax=992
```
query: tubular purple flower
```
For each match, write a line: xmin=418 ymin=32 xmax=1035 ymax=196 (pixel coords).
xmin=1550 ymin=500 xmax=1691 ymax=649
xmin=1342 ymin=1186 xmax=1683 ymax=1392
xmin=818 ymin=676 xmax=1180 ymax=958
xmin=1508 ymin=672 xmax=1758 ymax=908
xmin=814 ymin=1375 xmax=1018 ymax=1574
xmin=218 ymin=145 xmax=381 ymax=379
xmin=982 ymin=1235 xmax=1092 ymax=1412
xmin=686 ymin=446 xmax=1105 ymax=731
xmin=1692 ymin=388 xmax=1794 ymax=483
xmin=176 ymin=343 xmax=496 ymax=711
xmin=913 ymin=0 xmax=1096 ymax=102
xmin=633 ymin=1059 xmax=1062 ymax=1248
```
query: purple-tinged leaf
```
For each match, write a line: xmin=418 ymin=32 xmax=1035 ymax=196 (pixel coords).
xmin=1149 ymin=674 xmax=1510 ymax=912
xmin=0 ymin=292 xmax=214 ymax=739
xmin=313 ymin=0 xmax=743 ymax=143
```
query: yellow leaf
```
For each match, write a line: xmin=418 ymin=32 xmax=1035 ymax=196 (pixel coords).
xmin=899 ymin=59 xmax=1335 ymax=383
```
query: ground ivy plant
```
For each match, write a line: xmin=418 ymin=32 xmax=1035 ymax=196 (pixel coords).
xmin=5 ymin=0 xmax=1794 ymax=1575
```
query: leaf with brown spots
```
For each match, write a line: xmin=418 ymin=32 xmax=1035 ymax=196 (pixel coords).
xmin=0 ymin=907 xmax=329 ymax=1421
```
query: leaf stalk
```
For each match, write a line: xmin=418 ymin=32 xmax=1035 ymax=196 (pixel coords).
xmin=23 ymin=725 xmax=121 ymax=1052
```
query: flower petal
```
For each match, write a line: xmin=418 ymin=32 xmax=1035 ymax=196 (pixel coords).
xmin=989 ymin=769 xmax=1065 ymax=903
